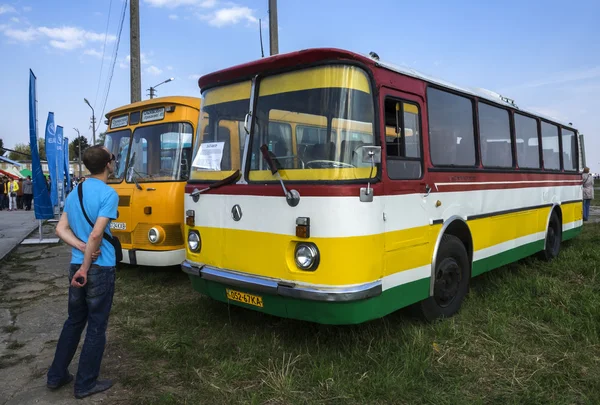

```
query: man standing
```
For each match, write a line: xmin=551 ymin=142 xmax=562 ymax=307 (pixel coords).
xmin=8 ymin=178 xmax=18 ymax=211
xmin=47 ymin=146 xmax=118 ymax=399
xmin=16 ymin=178 xmax=24 ymax=209
xmin=0 ymin=176 xmax=6 ymax=210
xmin=23 ymin=176 xmax=33 ymax=211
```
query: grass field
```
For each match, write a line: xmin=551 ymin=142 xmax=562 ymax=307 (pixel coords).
xmin=110 ymin=223 xmax=600 ymax=405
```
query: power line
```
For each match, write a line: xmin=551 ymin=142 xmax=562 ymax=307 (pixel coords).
xmin=99 ymin=0 xmax=127 ymax=129
xmin=93 ymin=0 xmax=114 ymax=111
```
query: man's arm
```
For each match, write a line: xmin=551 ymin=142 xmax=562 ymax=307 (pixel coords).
xmin=56 ymin=212 xmax=86 ymax=252
xmin=71 ymin=217 xmax=110 ymax=287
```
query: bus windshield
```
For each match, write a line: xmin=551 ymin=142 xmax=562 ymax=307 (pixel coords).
xmin=249 ymin=65 xmax=375 ymax=181
xmin=190 ymin=65 xmax=376 ymax=182
xmin=127 ymin=122 xmax=193 ymax=183
xmin=105 ymin=129 xmax=131 ymax=183
xmin=190 ymin=81 xmax=250 ymax=181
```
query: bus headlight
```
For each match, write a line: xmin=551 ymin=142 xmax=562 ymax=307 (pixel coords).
xmin=294 ymin=243 xmax=319 ymax=271
xmin=148 ymin=227 xmax=164 ymax=244
xmin=188 ymin=230 xmax=201 ymax=252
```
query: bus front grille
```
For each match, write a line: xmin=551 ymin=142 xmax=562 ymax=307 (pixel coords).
xmin=132 ymin=224 xmax=184 ymax=247
xmin=112 ymin=231 xmax=131 ymax=245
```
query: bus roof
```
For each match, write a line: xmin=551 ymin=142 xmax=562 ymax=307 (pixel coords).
xmin=105 ymin=96 xmax=200 ymax=118
xmin=197 ymin=48 xmax=575 ymax=130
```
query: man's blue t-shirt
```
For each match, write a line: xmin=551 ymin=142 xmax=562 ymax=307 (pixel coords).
xmin=64 ymin=178 xmax=119 ymax=267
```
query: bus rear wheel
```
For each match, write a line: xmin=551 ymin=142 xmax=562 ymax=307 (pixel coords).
xmin=419 ymin=234 xmax=470 ymax=321
xmin=539 ymin=210 xmax=561 ymax=261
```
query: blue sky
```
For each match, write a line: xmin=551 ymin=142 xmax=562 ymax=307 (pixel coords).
xmin=0 ymin=0 xmax=599 ymax=170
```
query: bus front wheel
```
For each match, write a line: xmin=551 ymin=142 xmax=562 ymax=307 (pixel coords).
xmin=419 ymin=234 xmax=470 ymax=321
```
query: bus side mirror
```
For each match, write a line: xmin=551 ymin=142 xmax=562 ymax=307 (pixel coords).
xmin=361 ymin=145 xmax=382 ymax=164
xmin=260 ymin=144 xmax=279 ymax=175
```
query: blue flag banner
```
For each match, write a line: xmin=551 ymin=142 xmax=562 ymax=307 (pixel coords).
xmin=56 ymin=125 xmax=64 ymax=206
xmin=44 ymin=112 xmax=58 ymax=207
xmin=29 ymin=70 xmax=53 ymax=219
xmin=63 ymin=137 xmax=71 ymax=194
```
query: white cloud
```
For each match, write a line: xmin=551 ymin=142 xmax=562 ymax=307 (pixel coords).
xmin=10 ymin=17 xmax=19 ymax=23
xmin=83 ymin=48 xmax=103 ymax=58
xmin=146 ymin=65 xmax=163 ymax=75
xmin=144 ymin=0 xmax=216 ymax=8
xmin=200 ymin=6 xmax=257 ymax=27
xmin=22 ymin=6 xmax=32 ymax=12
xmin=503 ymin=66 xmax=600 ymax=92
xmin=167 ymin=65 xmax=173 ymax=70
xmin=188 ymin=74 xmax=201 ymax=80
xmin=0 ymin=4 xmax=16 ymax=14
xmin=168 ymin=14 xmax=178 ymax=20
xmin=2 ymin=25 xmax=116 ymax=50
xmin=4 ymin=27 xmax=38 ymax=42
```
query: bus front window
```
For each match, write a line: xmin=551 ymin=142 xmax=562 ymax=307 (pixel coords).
xmin=105 ymin=129 xmax=131 ymax=183
xmin=249 ymin=65 xmax=376 ymax=182
xmin=190 ymin=81 xmax=250 ymax=181
xmin=127 ymin=122 xmax=193 ymax=183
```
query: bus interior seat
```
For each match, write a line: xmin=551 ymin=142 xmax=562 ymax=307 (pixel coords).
xmin=340 ymin=140 xmax=365 ymax=163
xmin=306 ymin=142 xmax=335 ymax=161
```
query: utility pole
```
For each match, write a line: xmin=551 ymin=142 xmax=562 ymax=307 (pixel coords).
xmin=73 ymin=128 xmax=83 ymax=178
xmin=268 ymin=0 xmax=278 ymax=56
xmin=130 ymin=0 xmax=141 ymax=103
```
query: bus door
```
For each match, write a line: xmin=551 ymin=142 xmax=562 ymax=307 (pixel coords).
xmin=380 ymin=89 xmax=432 ymax=276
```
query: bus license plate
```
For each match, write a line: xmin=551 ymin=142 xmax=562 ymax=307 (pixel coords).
xmin=226 ymin=289 xmax=264 ymax=308
xmin=110 ymin=222 xmax=126 ymax=230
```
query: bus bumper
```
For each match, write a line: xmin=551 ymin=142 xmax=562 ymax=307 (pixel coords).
xmin=121 ymin=248 xmax=186 ymax=267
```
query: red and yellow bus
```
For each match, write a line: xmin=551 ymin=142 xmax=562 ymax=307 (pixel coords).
xmin=181 ymin=48 xmax=584 ymax=324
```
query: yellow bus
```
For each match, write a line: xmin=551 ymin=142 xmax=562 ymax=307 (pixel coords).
xmin=104 ymin=96 xmax=200 ymax=266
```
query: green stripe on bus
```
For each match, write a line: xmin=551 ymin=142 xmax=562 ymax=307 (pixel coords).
xmin=188 ymin=276 xmax=430 ymax=325
xmin=472 ymin=225 xmax=582 ymax=277
xmin=472 ymin=239 xmax=545 ymax=277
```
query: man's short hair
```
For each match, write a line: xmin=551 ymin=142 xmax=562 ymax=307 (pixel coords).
xmin=83 ymin=146 xmax=111 ymax=175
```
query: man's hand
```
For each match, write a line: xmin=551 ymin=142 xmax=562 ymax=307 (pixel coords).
xmin=71 ymin=267 xmax=88 ymax=288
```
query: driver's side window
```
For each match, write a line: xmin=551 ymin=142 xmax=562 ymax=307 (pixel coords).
xmin=385 ymin=98 xmax=422 ymax=180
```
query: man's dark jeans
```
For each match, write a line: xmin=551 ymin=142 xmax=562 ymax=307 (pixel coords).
xmin=47 ymin=264 xmax=116 ymax=393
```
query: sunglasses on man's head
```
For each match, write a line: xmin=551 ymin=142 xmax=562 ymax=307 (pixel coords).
xmin=108 ymin=154 xmax=116 ymax=163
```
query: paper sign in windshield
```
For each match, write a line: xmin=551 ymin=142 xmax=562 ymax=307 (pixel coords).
xmin=192 ymin=142 xmax=225 ymax=171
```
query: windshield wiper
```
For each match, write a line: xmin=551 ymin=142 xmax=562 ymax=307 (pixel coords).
xmin=190 ymin=169 xmax=240 ymax=201
xmin=259 ymin=144 xmax=300 ymax=207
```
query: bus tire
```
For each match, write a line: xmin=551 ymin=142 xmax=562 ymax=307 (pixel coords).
xmin=539 ymin=210 xmax=561 ymax=261
xmin=419 ymin=234 xmax=470 ymax=321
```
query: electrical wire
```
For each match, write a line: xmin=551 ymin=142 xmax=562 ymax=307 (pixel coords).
xmin=93 ymin=0 xmax=113 ymax=111
xmin=99 ymin=0 xmax=127 ymax=129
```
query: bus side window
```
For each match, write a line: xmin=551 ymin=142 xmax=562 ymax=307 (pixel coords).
xmin=385 ymin=98 xmax=422 ymax=179
xmin=427 ymin=87 xmax=476 ymax=167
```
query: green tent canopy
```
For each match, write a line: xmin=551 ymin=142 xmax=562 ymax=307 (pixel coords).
xmin=20 ymin=169 xmax=32 ymax=177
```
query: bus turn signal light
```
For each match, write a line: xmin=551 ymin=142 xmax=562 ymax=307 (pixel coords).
xmin=296 ymin=217 xmax=310 ymax=238
xmin=186 ymin=210 xmax=195 ymax=227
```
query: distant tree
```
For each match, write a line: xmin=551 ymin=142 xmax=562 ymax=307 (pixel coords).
xmin=6 ymin=139 xmax=46 ymax=161
xmin=0 ymin=138 xmax=4 ymax=155
xmin=38 ymin=138 xmax=46 ymax=160
xmin=7 ymin=143 xmax=31 ymax=160
xmin=69 ymin=136 xmax=90 ymax=161
xmin=96 ymin=131 xmax=106 ymax=146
